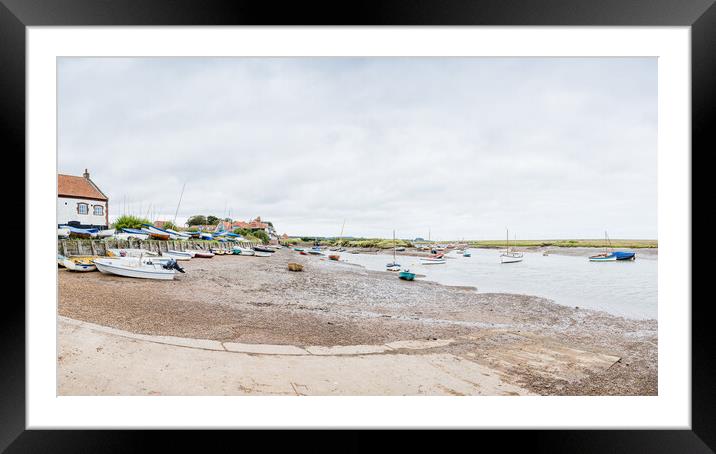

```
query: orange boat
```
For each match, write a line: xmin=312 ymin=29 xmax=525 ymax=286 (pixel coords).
xmin=328 ymin=254 xmax=340 ymax=261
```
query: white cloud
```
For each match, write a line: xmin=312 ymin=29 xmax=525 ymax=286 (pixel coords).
xmin=58 ymin=57 xmax=656 ymax=240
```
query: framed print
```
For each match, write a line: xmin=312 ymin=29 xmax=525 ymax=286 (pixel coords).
xmin=2 ymin=0 xmax=712 ymax=450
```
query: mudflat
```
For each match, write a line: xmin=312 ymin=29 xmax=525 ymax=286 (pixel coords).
xmin=58 ymin=248 xmax=656 ymax=395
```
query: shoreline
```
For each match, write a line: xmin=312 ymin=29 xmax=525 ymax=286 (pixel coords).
xmin=59 ymin=248 xmax=657 ymax=395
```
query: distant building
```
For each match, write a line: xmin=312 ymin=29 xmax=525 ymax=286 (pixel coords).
xmin=57 ymin=169 xmax=109 ymax=229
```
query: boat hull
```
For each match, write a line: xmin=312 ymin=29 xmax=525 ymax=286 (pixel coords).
xmin=421 ymin=259 xmax=446 ymax=265
xmin=63 ymin=258 xmax=97 ymax=272
xmin=398 ymin=271 xmax=416 ymax=280
xmin=94 ymin=258 xmax=176 ymax=280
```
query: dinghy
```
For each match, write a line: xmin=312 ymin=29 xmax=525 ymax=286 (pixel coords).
xmin=107 ymin=248 xmax=159 ymax=258
xmin=165 ymin=250 xmax=192 ymax=261
xmin=94 ymin=257 xmax=183 ymax=280
xmin=117 ymin=228 xmax=150 ymax=241
xmin=254 ymin=251 xmax=272 ymax=257
xmin=199 ymin=232 xmax=213 ymax=240
xmin=166 ymin=229 xmax=191 ymax=240
xmin=58 ymin=228 xmax=70 ymax=238
xmin=233 ymin=247 xmax=255 ymax=256
xmin=57 ymin=254 xmax=67 ymax=267
xmin=61 ymin=225 xmax=98 ymax=239
xmin=97 ymin=228 xmax=116 ymax=238
xmin=399 ymin=270 xmax=416 ymax=281
xmin=254 ymin=246 xmax=275 ymax=253
xmin=191 ymin=251 xmax=214 ymax=258
xmin=141 ymin=224 xmax=177 ymax=240
xmin=62 ymin=256 xmax=98 ymax=272
xmin=329 ymin=254 xmax=340 ymax=261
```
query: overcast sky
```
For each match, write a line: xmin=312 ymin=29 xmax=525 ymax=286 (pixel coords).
xmin=58 ymin=57 xmax=656 ymax=240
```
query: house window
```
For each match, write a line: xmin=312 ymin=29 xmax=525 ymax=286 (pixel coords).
xmin=77 ymin=203 xmax=89 ymax=215
xmin=93 ymin=205 xmax=104 ymax=216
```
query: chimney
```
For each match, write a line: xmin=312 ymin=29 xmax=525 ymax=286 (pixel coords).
xmin=83 ymin=169 xmax=90 ymax=179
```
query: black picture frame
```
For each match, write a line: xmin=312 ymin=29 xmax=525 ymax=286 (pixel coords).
xmin=2 ymin=0 xmax=710 ymax=451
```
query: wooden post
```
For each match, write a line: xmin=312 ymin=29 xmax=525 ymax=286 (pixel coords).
xmin=90 ymin=241 xmax=97 ymax=256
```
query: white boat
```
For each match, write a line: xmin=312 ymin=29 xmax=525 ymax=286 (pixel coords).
xmin=254 ymin=251 xmax=272 ymax=257
xmin=166 ymin=229 xmax=191 ymax=240
xmin=58 ymin=228 xmax=70 ymax=238
xmin=62 ymin=257 xmax=98 ymax=272
xmin=107 ymin=248 xmax=160 ymax=258
xmin=420 ymin=258 xmax=446 ymax=265
xmin=97 ymin=228 xmax=116 ymax=238
xmin=233 ymin=247 xmax=255 ymax=256
xmin=500 ymin=228 xmax=524 ymax=264
xmin=386 ymin=230 xmax=401 ymax=271
xmin=94 ymin=257 xmax=180 ymax=280
xmin=165 ymin=250 xmax=192 ymax=260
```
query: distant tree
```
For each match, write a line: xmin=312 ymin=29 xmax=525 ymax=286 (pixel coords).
xmin=206 ymin=215 xmax=220 ymax=225
xmin=186 ymin=215 xmax=207 ymax=226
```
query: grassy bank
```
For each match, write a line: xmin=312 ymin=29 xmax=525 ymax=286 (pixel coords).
xmin=469 ymin=239 xmax=658 ymax=249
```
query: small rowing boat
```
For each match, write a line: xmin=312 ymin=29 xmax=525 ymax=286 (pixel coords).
xmin=165 ymin=250 xmax=192 ymax=261
xmin=233 ymin=247 xmax=255 ymax=256
xmin=329 ymin=254 xmax=340 ymax=261
xmin=97 ymin=228 xmax=116 ymax=238
xmin=57 ymin=228 xmax=70 ymax=238
xmin=61 ymin=225 xmax=98 ymax=239
xmin=63 ymin=256 xmax=98 ymax=272
xmin=254 ymin=246 xmax=275 ymax=253
xmin=399 ymin=270 xmax=416 ymax=281
xmin=254 ymin=251 xmax=272 ymax=257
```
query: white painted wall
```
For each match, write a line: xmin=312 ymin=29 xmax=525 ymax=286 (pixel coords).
xmin=57 ymin=197 xmax=107 ymax=227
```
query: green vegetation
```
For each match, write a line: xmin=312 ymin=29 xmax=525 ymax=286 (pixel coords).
xmin=161 ymin=221 xmax=178 ymax=231
xmin=206 ymin=216 xmax=220 ymax=225
xmin=469 ymin=239 xmax=658 ymax=249
xmin=112 ymin=214 xmax=151 ymax=230
xmin=233 ymin=228 xmax=270 ymax=244
xmin=186 ymin=215 xmax=207 ymax=226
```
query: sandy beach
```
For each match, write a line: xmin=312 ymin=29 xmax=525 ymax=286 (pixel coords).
xmin=58 ymin=248 xmax=657 ymax=396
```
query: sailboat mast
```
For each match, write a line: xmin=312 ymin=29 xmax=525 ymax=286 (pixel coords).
xmin=173 ymin=183 xmax=186 ymax=225
xmin=393 ymin=230 xmax=396 ymax=262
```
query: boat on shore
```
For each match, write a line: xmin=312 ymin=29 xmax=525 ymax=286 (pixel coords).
xmin=399 ymin=270 xmax=416 ymax=281
xmin=329 ymin=254 xmax=340 ymax=261
xmin=191 ymin=251 xmax=214 ymax=258
xmin=254 ymin=246 xmax=275 ymax=253
xmin=165 ymin=250 xmax=192 ymax=261
xmin=62 ymin=256 xmax=98 ymax=272
xmin=61 ymin=225 xmax=98 ymax=239
xmin=254 ymin=251 xmax=272 ymax=257
xmin=58 ymin=228 xmax=70 ymax=238
xmin=94 ymin=257 xmax=183 ymax=280
xmin=117 ymin=228 xmax=150 ymax=241
xmin=97 ymin=228 xmax=116 ymax=238
xmin=232 ymin=247 xmax=255 ymax=256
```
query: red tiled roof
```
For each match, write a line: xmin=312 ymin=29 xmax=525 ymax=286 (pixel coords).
xmin=58 ymin=174 xmax=107 ymax=200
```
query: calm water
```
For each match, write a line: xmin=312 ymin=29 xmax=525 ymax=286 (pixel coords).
xmin=338 ymin=248 xmax=657 ymax=320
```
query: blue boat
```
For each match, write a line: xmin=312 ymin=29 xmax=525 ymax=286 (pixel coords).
xmin=60 ymin=225 xmax=98 ymax=238
xmin=398 ymin=270 xmax=416 ymax=281
xmin=589 ymin=232 xmax=636 ymax=262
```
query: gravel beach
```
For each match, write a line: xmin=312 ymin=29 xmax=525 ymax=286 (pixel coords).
xmin=58 ymin=248 xmax=657 ymax=395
